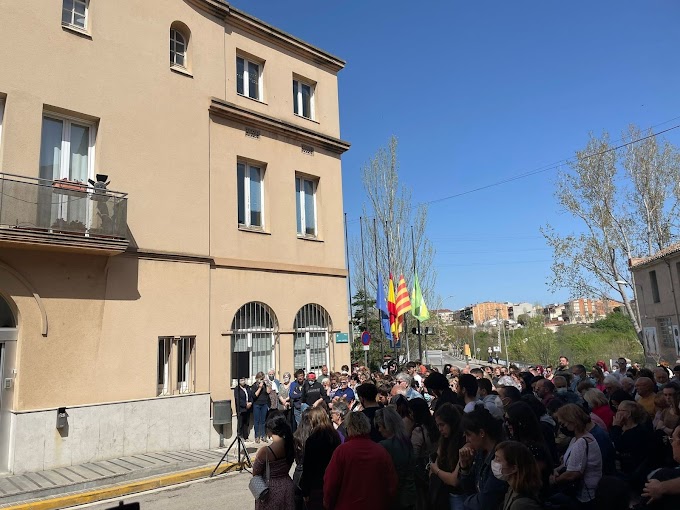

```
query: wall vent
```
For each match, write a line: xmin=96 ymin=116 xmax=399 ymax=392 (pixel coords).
xmin=301 ymin=144 xmax=314 ymax=155
xmin=245 ymin=128 xmax=260 ymax=139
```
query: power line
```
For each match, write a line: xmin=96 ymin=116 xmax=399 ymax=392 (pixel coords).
xmin=346 ymin=117 xmax=680 ymax=225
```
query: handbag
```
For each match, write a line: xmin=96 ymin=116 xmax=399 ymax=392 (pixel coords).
xmin=248 ymin=452 xmax=271 ymax=501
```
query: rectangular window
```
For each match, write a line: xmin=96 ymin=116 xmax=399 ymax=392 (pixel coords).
xmin=157 ymin=337 xmax=172 ymax=396
xmin=176 ymin=336 xmax=195 ymax=394
xmin=233 ymin=332 xmax=273 ymax=384
xmin=650 ymin=270 xmax=661 ymax=303
xmin=236 ymin=56 xmax=262 ymax=101
xmin=657 ymin=317 xmax=674 ymax=347
xmin=62 ymin=0 xmax=88 ymax=30
xmin=295 ymin=176 xmax=317 ymax=237
xmin=157 ymin=336 xmax=195 ymax=396
xmin=309 ymin=331 xmax=326 ymax=371
xmin=294 ymin=333 xmax=307 ymax=371
xmin=293 ymin=79 xmax=314 ymax=119
xmin=237 ymin=161 xmax=264 ymax=228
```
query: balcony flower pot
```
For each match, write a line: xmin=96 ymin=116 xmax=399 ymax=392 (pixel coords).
xmin=52 ymin=179 xmax=86 ymax=197
xmin=51 ymin=219 xmax=86 ymax=234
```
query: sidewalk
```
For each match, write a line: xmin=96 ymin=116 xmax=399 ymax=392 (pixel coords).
xmin=0 ymin=442 xmax=258 ymax=510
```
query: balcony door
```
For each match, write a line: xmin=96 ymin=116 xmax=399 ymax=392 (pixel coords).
xmin=0 ymin=294 xmax=17 ymax=473
xmin=38 ymin=114 xmax=96 ymax=231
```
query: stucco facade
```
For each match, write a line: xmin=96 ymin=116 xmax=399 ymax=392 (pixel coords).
xmin=0 ymin=0 xmax=350 ymax=474
xmin=630 ymin=244 xmax=680 ymax=363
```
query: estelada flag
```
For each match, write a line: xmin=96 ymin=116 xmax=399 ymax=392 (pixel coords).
xmin=387 ymin=274 xmax=398 ymax=340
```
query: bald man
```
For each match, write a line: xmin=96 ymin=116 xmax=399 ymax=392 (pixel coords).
xmin=635 ymin=377 xmax=656 ymax=417
xmin=654 ymin=367 xmax=670 ymax=388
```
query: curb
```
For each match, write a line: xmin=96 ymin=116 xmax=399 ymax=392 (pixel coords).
xmin=1 ymin=462 xmax=239 ymax=510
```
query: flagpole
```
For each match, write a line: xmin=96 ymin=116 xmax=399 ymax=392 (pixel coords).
xmin=385 ymin=220 xmax=397 ymax=360
xmin=344 ymin=213 xmax=353 ymax=366
xmin=360 ymin=217 xmax=369 ymax=368
xmin=412 ymin=226 xmax=423 ymax=361
xmin=373 ymin=218 xmax=384 ymax=362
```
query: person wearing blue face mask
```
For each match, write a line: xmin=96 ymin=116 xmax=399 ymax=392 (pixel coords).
xmin=570 ymin=365 xmax=587 ymax=393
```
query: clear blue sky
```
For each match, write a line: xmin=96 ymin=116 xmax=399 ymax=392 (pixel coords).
xmin=230 ymin=0 xmax=680 ymax=310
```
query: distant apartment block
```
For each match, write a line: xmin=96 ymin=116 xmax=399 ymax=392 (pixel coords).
xmin=507 ymin=302 xmax=538 ymax=320
xmin=433 ymin=309 xmax=455 ymax=324
xmin=563 ymin=298 xmax=624 ymax=324
xmin=544 ymin=303 xmax=566 ymax=322
xmin=454 ymin=302 xmax=509 ymax=326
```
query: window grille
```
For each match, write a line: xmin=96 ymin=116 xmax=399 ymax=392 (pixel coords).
xmin=293 ymin=304 xmax=331 ymax=373
xmin=231 ymin=302 xmax=277 ymax=382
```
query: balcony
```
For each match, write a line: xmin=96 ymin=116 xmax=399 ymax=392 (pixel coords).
xmin=0 ymin=172 xmax=129 ymax=255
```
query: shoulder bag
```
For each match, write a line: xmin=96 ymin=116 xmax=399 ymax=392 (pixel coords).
xmin=248 ymin=451 xmax=271 ymax=501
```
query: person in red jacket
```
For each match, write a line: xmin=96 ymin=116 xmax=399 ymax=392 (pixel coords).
xmin=323 ymin=411 xmax=398 ymax=510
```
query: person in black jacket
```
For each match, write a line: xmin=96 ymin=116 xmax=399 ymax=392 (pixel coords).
xmin=300 ymin=372 xmax=328 ymax=410
xmin=425 ymin=371 xmax=463 ymax=412
xmin=235 ymin=377 xmax=253 ymax=440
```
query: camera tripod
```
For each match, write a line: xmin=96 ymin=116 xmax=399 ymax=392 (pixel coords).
xmin=211 ymin=392 xmax=252 ymax=477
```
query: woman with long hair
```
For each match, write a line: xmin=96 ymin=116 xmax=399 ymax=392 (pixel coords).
xmin=252 ymin=411 xmax=295 ymax=510
xmin=505 ymin=401 xmax=554 ymax=494
xmin=375 ymin=407 xmax=417 ymax=510
xmin=428 ymin=403 xmax=465 ymax=510
xmin=278 ymin=372 xmax=292 ymax=427
xmin=583 ymin=389 xmax=614 ymax=431
xmin=493 ymin=441 xmax=543 ymax=509
xmin=292 ymin=412 xmax=312 ymax=510
xmin=409 ymin=398 xmax=440 ymax=510
xmin=300 ymin=407 xmax=341 ymax=510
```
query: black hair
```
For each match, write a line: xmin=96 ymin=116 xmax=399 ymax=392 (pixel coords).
xmin=424 ymin=372 xmax=449 ymax=392
xmin=505 ymin=401 xmax=545 ymax=445
xmin=341 ymin=365 xmax=349 ymax=372
xmin=356 ymin=382 xmax=378 ymax=401
xmin=499 ymin=385 xmax=522 ymax=404
xmin=265 ymin=411 xmax=294 ymax=463
xmin=434 ymin=403 xmax=463 ymax=471
xmin=520 ymin=394 xmax=548 ymax=419
xmin=609 ymin=389 xmax=634 ymax=406
xmin=409 ymin=398 xmax=439 ymax=445
xmin=405 ymin=361 xmax=417 ymax=370
xmin=459 ymin=374 xmax=478 ymax=398
xmin=461 ymin=407 xmax=503 ymax=442
xmin=477 ymin=378 xmax=493 ymax=395
xmin=294 ymin=369 xmax=305 ymax=377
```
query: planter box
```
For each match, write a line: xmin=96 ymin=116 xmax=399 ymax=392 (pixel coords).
xmin=52 ymin=179 xmax=86 ymax=195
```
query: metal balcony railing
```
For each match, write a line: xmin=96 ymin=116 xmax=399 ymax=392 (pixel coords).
xmin=0 ymin=172 xmax=128 ymax=239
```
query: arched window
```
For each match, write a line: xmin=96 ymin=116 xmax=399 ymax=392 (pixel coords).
xmin=0 ymin=295 xmax=16 ymax=329
xmin=170 ymin=23 xmax=190 ymax=68
xmin=293 ymin=304 xmax=331 ymax=373
xmin=231 ymin=302 xmax=277 ymax=381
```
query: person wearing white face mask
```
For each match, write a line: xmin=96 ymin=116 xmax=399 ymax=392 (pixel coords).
xmin=492 ymin=441 xmax=543 ymax=510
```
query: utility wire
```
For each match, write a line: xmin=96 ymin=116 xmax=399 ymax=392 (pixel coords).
xmin=346 ymin=118 xmax=680 ymax=225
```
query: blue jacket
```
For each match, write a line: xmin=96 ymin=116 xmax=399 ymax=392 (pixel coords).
xmin=289 ymin=380 xmax=304 ymax=410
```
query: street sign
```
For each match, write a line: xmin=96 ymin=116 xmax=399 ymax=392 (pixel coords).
xmin=363 ymin=345 xmax=370 ymax=351
xmin=335 ymin=333 xmax=349 ymax=343
xmin=361 ymin=331 xmax=371 ymax=346
xmin=493 ymin=346 xmax=501 ymax=352
xmin=389 ymin=337 xmax=402 ymax=349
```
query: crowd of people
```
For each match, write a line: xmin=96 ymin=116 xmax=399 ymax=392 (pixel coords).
xmin=245 ymin=356 xmax=680 ymax=510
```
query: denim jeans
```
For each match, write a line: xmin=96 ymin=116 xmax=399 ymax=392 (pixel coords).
xmin=253 ymin=403 xmax=268 ymax=438
xmin=294 ymin=407 xmax=302 ymax=425
xmin=449 ymin=494 xmax=465 ymax=510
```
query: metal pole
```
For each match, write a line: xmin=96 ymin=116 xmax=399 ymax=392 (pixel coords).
xmin=360 ymin=217 xmax=369 ymax=367
xmin=496 ymin=308 xmax=502 ymax=364
xmin=411 ymin=226 xmax=423 ymax=361
xmin=344 ymin=213 xmax=353 ymax=365
xmin=385 ymin=220 xmax=396 ymax=360
xmin=373 ymin=218 xmax=384 ymax=362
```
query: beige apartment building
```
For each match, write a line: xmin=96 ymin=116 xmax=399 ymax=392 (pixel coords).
xmin=0 ymin=0 xmax=350 ymax=474
xmin=562 ymin=297 xmax=624 ymax=324
xmin=630 ymin=244 xmax=680 ymax=362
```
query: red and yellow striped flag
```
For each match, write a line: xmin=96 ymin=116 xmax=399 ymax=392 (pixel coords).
xmin=387 ymin=274 xmax=398 ymax=340
xmin=395 ymin=274 xmax=412 ymax=318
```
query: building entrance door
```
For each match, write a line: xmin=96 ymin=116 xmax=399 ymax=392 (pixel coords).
xmin=0 ymin=294 xmax=18 ymax=473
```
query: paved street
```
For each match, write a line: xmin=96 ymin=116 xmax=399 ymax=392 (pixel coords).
xmin=71 ymin=471 xmax=252 ymax=510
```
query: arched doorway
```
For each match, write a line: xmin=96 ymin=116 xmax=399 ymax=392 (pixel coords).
xmin=0 ymin=294 xmax=18 ymax=473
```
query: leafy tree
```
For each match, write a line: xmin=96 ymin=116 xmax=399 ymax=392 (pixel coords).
xmin=351 ymin=136 xmax=437 ymax=318
xmin=508 ymin=317 xmax=558 ymax=366
xmin=542 ymin=126 xmax=680 ymax=356
xmin=591 ymin=311 xmax=636 ymax=334
xmin=350 ymin=290 xmax=384 ymax=370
